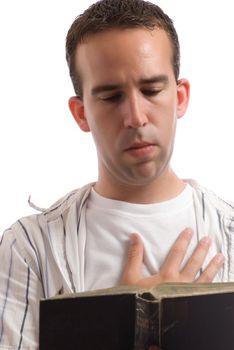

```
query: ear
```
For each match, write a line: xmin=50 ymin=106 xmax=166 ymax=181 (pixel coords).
xmin=176 ymin=79 xmax=190 ymax=119
xmin=68 ymin=96 xmax=90 ymax=132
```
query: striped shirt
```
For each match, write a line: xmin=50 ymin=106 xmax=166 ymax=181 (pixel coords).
xmin=0 ymin=180 xmax=234 ymax=349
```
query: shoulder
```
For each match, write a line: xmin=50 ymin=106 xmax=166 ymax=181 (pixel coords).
xmin=2 ymin=182 xmax=94 ymax=251
xmin=186 ymin=179 xmax=234 ymax=218
xmin=26 ymin=182 xmax=94 ymax=222
xmin=41 ymin=182 xmax=94 ymax=221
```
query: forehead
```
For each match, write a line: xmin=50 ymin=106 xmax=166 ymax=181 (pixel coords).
xmin=75 ymin=28 xmax=174 ymax=86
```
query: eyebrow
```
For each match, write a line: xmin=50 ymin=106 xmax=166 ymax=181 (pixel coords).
xmin=139 ymin=75 xmax=169 ymax=85
xmin=91 ymin=84 xmax=121 ymax=96
xmin=91 ymin=74 xmax=169 ymax=96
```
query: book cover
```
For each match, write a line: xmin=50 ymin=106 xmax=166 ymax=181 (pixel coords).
xmin=39 ymin=282 xmax=234 ymax=350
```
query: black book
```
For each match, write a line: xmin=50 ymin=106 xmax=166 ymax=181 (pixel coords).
xmin=39 ymin=282 xmax=234 ymax=350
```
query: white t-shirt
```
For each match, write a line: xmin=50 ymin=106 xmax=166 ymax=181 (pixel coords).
xmin=84 ymin=184 xmax=199 ymax=290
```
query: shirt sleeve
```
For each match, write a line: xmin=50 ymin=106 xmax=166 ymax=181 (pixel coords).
xmin=0 ymin=228 xmax=44 ymax=349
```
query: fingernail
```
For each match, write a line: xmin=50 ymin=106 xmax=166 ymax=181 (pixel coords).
xmin=130 ymin=233 xmax=138 ymax=245
xmin=183 ymin=228 xmax=193 ymax=238
xmin=200 ymin=236 xmax=211 ymax=246
xmin=214 ymin=253 xmax=225 ymax=264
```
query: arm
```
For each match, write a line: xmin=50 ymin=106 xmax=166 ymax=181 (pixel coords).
xmin=122 ymin=228 xmax=224 ymax=287
xmin=0 ymin=229 xmax=44 ymax=349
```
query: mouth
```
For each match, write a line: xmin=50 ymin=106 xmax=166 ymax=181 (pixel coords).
xmin=124 ymin=142 xmax=157 ymax=158
xmin=126 ymin=142 xmax=155 ymax=150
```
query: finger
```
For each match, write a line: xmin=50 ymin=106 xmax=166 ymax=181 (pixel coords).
xmin=121 ymin=233 xmax=144 ymax=284
xmin=181 ymin=236 xmax=211 ymax=280
xmin=196 ymin=253 xmax=225 ymax=283
xmin=160 ymin=228 xmax=193 ymax=274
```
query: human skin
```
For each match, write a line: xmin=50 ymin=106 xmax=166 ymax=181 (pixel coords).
xmin=68 ymin=25 xmax=224 ymax=281
xmin=122 ymin=229 xmax=224 ymax=350
xmin=122 ymin=229 xmax=224 ymax=287
xmin=69 ymin=28 xmax=190 ymax=204
xmin=69 ymin=27 xmax=224 ymax=349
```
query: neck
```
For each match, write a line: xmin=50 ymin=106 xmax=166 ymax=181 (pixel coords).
xmin=94 ymin=168 xmax=186 ymax=204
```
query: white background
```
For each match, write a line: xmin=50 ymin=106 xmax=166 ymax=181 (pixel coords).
xmin=0 ymin=0 xmax=234 ymax=234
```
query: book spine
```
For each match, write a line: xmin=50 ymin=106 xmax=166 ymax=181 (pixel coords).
xmin=134 ymin=294 xmax=159 ymax=350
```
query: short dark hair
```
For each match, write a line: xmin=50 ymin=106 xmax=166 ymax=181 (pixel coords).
xmin=66 ymin=0 xmax=180 ymax=98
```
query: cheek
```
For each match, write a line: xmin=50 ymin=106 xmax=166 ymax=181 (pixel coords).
xmin=165 ymin=123 xmax=177 ymax=152
xmin=90 ymin=122 xmax=116 ymax=151
xmin=157 ymin=112 xmax=177 ymax=148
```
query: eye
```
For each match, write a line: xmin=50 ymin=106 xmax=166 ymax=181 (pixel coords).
xmin=141 ymin=89 xmax=161 ymax=97
xmin=100 ymin=93 xmax=122 ymax=103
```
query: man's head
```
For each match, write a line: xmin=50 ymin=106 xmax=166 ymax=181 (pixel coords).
xmin=66 ymin=0 xmax=180 ymax=99
xmin=67 ymin=0 xmax=190 ymax=201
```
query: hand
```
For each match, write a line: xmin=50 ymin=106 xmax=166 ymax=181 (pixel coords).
xmin=121 ymin=228 xmax=224 ymax=288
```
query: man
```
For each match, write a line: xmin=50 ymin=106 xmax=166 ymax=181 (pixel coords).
xmin=0 ymin=0 xmax=233 ymax=348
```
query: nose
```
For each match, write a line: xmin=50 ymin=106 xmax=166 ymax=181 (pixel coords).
xmin=122 ymin=93 xmax=148 ymax=129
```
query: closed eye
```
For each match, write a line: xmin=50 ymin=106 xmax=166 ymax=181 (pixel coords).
xmin=141 ymin=89 xmax=161 ymax=97
xmin=100 ymin=93 xmax=122 ymax=103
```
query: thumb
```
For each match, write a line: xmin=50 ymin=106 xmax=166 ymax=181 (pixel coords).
xmin=121 ymin=233 xmax=144 ymax=285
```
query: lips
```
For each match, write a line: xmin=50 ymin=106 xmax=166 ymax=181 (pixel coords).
xmin=126 ymin=141 xmax=155 ymax=151
xmin=124 ymin=141 xmax=156 ymax=158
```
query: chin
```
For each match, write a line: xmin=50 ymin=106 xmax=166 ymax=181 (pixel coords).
xmin=125 ymin=163 xmax=169 ymax=186
xmin=122 ymin=172 xmax=162 ymax=187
